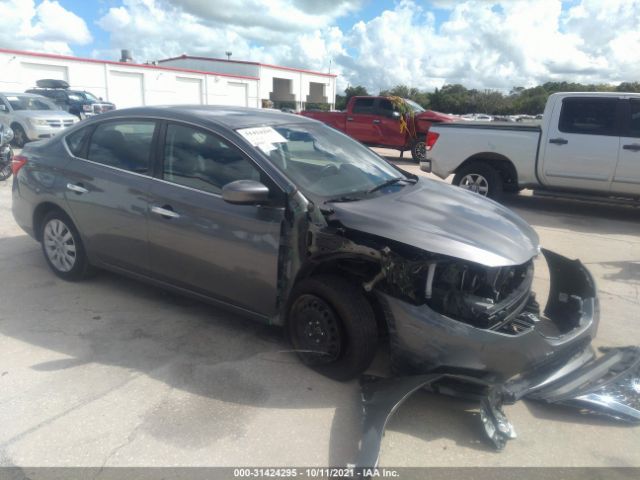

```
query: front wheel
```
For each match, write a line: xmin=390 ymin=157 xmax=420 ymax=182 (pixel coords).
xmin=410 ymin=139 xmax=427 ymax=163
xmin=287 ymin=274 xmax=378 ymax=381
xmin=453 ymin=161 xmax=503 ymax=200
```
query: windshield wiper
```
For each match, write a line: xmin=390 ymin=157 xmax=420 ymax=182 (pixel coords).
xmin=325 ymin=195 xmax=363 ymax=203
xmin=367 ymin=177 xmax=416 ymax=194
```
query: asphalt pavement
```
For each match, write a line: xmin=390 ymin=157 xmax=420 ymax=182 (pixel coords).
xmin=0 ymin=149 xmax=639 ymax=468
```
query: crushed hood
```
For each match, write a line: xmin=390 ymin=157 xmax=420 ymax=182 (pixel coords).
xmin=329 ymin=178 xmax=540 ymax=267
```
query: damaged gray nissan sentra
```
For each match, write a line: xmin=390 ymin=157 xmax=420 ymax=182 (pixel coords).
xmin=11 ymin=106 xmax=640 ymax=463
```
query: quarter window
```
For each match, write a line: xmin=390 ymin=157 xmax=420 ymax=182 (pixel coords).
xmin=558 ymin=98 xmax=618 ymax=136
xmin=163 ymin=123 xmax=260 ymax=195
xmin=352 ymin=98 xmax=375 ymax=114
xmin=87 ymin=121 xmax=156 ymax=174
xmin=65 ymin=127 xmax=90 ymax=157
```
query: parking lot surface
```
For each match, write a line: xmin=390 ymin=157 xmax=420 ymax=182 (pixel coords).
xmin=0 ymin=149 xmax=639 ymax=467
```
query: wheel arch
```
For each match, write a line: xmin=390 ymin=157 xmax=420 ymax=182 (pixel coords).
xmin=456 ymin=152 xmax=519 ymax=189
xmin=33 ymin=201 xmax=69 ymax=241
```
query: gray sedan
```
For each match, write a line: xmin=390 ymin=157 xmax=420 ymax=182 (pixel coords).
xmin=12 ymin=106 xmax=637 ymax=430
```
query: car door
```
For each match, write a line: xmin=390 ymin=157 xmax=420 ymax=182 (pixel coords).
xmin=374 ymin=98 xmax=407 ymax=147
xmin=345 ymin=97 xmax=379 ymax=144
xmin=540 ymin=96 xmax=621 ymax=192
xmin=611 ymin=98 xmax=640 ymax=195
xmin=62 ymin=119 xmax=157 ymax=274
xmin=147 ymin=122 xmax=285 ymax=317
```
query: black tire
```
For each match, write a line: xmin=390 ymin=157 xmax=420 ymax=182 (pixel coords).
xmin=287 ymin=274 xmax=378 ymax=381
xmin=410 ymin=139 xmax=426 ymax=163
xmin=40 ymin=210 xmax=92 ymax=281
xmin=453 ymin=161 xmax=503 ymax=200
xmin=11 ymin=124 xmax=27 ymax=148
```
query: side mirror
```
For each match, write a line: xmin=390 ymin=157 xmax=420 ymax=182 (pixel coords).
xmin=99 ymin=97 xmax=103 ymax=101
xmin=391 ymin=111 xmax=401 ymax=119
xmin=222 ymin=180 xmax=270 ymax=205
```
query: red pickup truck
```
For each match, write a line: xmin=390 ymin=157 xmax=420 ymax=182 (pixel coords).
xmin=301 ymin=96 xmax=454 ymax=162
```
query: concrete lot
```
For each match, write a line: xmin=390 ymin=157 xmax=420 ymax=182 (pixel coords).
xmin=0 ymin=148 xmax=639 ymax=467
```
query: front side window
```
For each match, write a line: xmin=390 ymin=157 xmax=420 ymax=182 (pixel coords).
xmin=352 ymin=98 xmax=375 ymax=114
xmin=377 ymin=99 xmax=395 ymax=115
xmin=163 ymin=123 xmax=260 ymax=195
xmin=558 ymin=98 xmax=618 ymax=136
xmin=87 ymin=121 xmax=156 ymax=173
xmin=628 ymin=99 xmax=640 ymax=138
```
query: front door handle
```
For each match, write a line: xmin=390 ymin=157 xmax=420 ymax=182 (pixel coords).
xmin=622 ymin=143 xmax=640 ymax=152
xmin=347 ymin=117 xmax=354 ymax=121
xmin=66 ymin=183 xmax=88 ymax=194
xmin=372 ymin=119 xmax=381 ymax=124
xmin=549 ymin=137 xmax=568 ymax=145
xmin=151 ymin=205 xmax=180 ymax=219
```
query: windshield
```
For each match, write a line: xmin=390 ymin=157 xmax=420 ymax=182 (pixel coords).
xmin=404 ymin=99 xmax=425 ymax=113
xmin=237 ymin=123 xmax=409 ymax=201
xmin=6 ymin=95 xmax=57 ymax=111
xmin=82 ymin=91 xmax=99 ymax=101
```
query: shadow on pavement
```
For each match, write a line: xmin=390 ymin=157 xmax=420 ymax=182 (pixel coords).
xmin=0 ymin=235 xmax=495 ymax=465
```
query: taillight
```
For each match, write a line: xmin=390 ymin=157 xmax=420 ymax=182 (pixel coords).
xmin=426 ymin=131 xmax=440 ymax=151
xmin=11 ymin=154 xmax=27 ymax=175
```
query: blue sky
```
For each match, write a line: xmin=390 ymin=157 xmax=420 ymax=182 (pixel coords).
xmin=2 ymin=0 xmax=638 ymax=92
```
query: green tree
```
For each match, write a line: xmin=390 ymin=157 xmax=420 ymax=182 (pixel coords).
xmin=335 ymin=85 xmax=370 ymax=110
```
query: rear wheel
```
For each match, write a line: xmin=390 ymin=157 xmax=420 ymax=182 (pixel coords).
xmin=40 ymin=210 xmax=91 ymax=281
xmin=410 ymin=139 xmax=427 ymax=163
xmin=287 ymin=274 xmax=378 ymax=381
xmin=453 ymin=161 xmax=503 ymax=200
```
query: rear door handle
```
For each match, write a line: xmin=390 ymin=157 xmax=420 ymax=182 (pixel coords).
xmin=549 ymin=137 xmax=568 ymax=145
xmin=151 ymin=205 xmax=180 ymax=219
xmin=347 ymin=117 xmax=354 ymax=121
xmin=372 ymin=119 xmax=381 ymax=124
xmin=66 ymin=183 xmax=88 ymax=194
xmin=622 ymin=143 xmax=640 ymax=152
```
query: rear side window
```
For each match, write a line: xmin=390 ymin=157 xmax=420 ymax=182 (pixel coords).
xmin=352 ymin=98 xmax=375 ymax=114
xmin=88 ymin=121 xmax=156 ymax=174
xmin=65 ymin=127 xmax=90 ymax=157
xmin=628 ymin=99 xmax=640 ymax=138
xmin=558 ymin=98 xmax=618 ymax=136
xmin=163 ymin=123 xmax=260 ymax=195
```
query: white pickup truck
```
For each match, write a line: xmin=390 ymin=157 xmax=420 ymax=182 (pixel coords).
xmin=421 ymin=92 xmax=640 ymax=200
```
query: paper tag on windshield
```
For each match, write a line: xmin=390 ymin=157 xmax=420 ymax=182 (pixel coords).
xmin=237 ymin=126 xmax=287 ymax=147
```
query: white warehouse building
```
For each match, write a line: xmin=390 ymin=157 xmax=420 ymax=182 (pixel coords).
xmin=0 ymin=48 xmax=336 ymax=110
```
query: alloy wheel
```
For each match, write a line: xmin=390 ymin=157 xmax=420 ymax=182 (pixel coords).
xmin=459 ymin=173 xmax=490 ymax=196
xmin=43 ymin=219 xmax=77 ymax=272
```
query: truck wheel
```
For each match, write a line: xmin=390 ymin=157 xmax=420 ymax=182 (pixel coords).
xmin=453 ymin=162 xmax=503 ymax=200
xmin=410 ymin=140 xmax=427 ymax=163
xmin=287 ymin=274 xmax=378 ymax=381
xmin=11 ymin=124 xmax=27 ymax=148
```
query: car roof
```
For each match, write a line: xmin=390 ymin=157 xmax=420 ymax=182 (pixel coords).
xmin=94 ymin=105 xmax=317 ymax=129
xmin=1 ymin=92 xmax=46 ymax=97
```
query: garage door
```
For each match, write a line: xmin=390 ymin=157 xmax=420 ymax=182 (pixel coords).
xmin=227 ymin=82 xmax=248 ymax=107
xmin=108 ymin=71 xmax=144 ymax=108
xmin=20 ymin=62 xmax=68 ymax=90
xmin=174 ymin=77 xmax=202 ymax=104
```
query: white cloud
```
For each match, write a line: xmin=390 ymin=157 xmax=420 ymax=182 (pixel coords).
xmin=2 ymin=0 xmax=639 ymax=93
xmin=0 ymin=0 xmax=92 ymax=55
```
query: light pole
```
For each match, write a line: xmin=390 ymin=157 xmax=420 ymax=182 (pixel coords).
xmin=225 ymin=51 xmax=232 ymax=61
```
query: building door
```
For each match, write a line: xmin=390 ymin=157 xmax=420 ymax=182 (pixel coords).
xmin=108 ymin=71 xmax=144 ymax=108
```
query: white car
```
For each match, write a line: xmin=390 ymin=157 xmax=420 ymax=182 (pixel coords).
xmin=0 ymin=92 xmax=78 ymax=147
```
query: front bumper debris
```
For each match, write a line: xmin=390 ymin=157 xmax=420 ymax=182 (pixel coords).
xmin=356 ymin=347 xmax=640 ymax=468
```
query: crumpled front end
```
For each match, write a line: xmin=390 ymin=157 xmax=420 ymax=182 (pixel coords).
xmin=382 ymin=248 xmax=599 ymax=383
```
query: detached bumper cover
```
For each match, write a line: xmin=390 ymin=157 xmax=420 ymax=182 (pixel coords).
xmin=381 ymin=249 xmax=599 ymax=382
